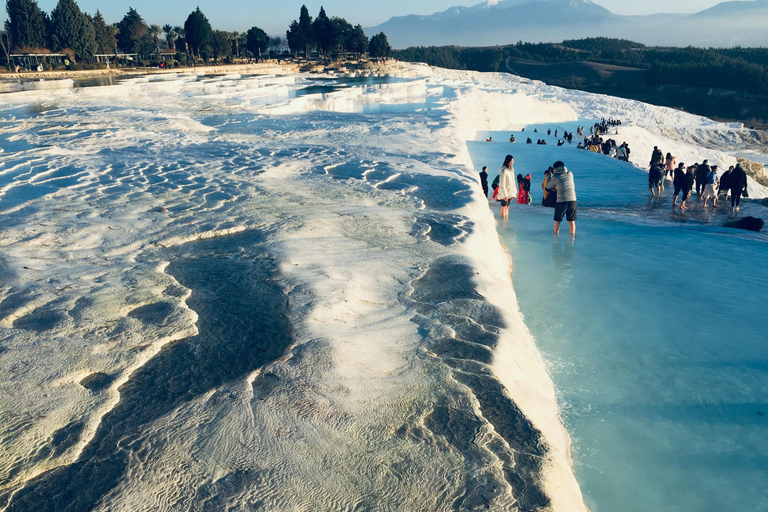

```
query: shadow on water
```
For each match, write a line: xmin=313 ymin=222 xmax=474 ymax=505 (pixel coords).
xmin=5 ymin=230 xmax=293 ymax=512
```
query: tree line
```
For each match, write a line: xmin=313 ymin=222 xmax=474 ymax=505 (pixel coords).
xmin=286 ymin=5 xmax=390 ymax=60
xmin=2 ymin=0 xmax=391 ymax=68
xmin=393 ymin=38 xmax=768 ymax=96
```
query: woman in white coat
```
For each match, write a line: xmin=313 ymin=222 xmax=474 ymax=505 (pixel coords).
xmin=497 ymin=154 xmax=516 ymax=218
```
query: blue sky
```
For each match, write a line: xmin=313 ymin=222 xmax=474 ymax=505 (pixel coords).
xmin=3 ymin=0 xmax=729 ymax=36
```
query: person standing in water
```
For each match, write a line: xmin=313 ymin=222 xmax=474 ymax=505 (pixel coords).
xmin=672 ymin=162 xmax=687 ymax=208
xmin=479 ymin=166 xmax=489 ymax=198
xmin=523 ymin=173 xmax=532 ymax=204
xmin=681 ymin=165 xmax=695 ymax=210
xmin=718 ymin=165 xmax=733 ymax=202
xmin=649 ymin=162 xmax=663 ymax=198
xmin=701 ymin=165 xmax=719 ymax=207
xmin=545 ymin=160 xmax=577 ymax=235
xmin=497 ymin=155 xmax=516 ymax=218
xmin=729 ymin=163 xmax=748 ymax=212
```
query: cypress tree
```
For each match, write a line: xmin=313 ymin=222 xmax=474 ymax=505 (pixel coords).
xmin=5 ymin=0 xmax=49 ymax=51
xmin=312 ymin=6 xmax=332 ymax=54
xmin=92 ymin=10 xmax=116 ymax=54
xmin=50 ymin=0 xmax=96 ymax=62
xmin=348 ymin=25 xmax=368 ymax=56
xmin=286 ymin=5 xmax=313 ymax=57
xmin=116 ymin=7 xmax=149 ymax=54
xmin=184 ymin=7 xmax=212 ymax=59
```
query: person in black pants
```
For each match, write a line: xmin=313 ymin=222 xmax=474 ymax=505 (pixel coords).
xmin=672 ymin=162 xmax=687 ymax=208
xmin=681 ymin=165 xmax=695 ymax=210
xmin=695 ymin=160 xmax=711 ymax=199
xmin=479 ymin=166 xmax=489 ymax=198
xmin=730 ymin=163 xmax=748 ymax=211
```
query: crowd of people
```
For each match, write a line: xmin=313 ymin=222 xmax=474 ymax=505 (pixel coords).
xmin=476 ymin=121 xmax=757 ymax=237
xmin=648 ymin=146 xmax=749 ymax=212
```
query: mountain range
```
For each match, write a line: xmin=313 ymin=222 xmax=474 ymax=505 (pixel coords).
xmin=366 ymin=0 xmax=768 ymax=48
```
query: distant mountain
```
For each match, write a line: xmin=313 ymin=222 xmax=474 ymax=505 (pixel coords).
xmin=366 ymin=0 xmax=768 ymax=48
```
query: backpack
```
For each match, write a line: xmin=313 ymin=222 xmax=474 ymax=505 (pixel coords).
xmin=707 ymin=171 xmax=716 ymax=185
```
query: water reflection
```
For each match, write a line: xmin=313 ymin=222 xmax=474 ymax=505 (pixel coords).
xmin=552 ymin=235 xmax=574 ymax=285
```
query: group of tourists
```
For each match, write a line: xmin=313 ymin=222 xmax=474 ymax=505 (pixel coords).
xmin=482 ymin=155 xmax=578 ymax=234
xmin=577 ymin=136 xmax=631 ymax=162
xmin=648 ymin=147 xmax=749 ymax=212
xmin=589 ymin=118 xmax=622 ymax=136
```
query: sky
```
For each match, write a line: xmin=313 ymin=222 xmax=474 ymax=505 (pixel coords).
xmin=2 ymin=0 xmax=734 ymax=36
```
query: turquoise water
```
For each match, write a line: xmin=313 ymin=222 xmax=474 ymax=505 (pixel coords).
xmin=469 ymin=126 xmax=768 ymax=512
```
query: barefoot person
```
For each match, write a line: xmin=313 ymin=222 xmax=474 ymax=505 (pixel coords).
xmin=545 ymin=160 xmax=577 ymax=235
xmin=497 ymin=155 xmax=516 ymax=218
xmin=701 ymin=165 xmax=719 ymax=207
xmin=730 ymin=163 xmax=748 ymax=212
xmin=672 ymin=162 xmax=686 ymax=208
xmin=649 ymin=162 xmax=663 ymax=198
xmin=681 ymin=165 xmax=695 ymax=210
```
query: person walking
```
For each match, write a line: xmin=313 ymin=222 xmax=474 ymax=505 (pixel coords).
xmin=497 ymin=155 xmax=516 ymax=218
xmin=701 ymin=165 xmax=719 ymax=207
xmin=479 ymin=166 xmax=489 ymax=198
xmin=650 ymin=146 xmax=663 ymax=167
xmin=665 ymin=153 xmax=676 ymax=182
xmin=729 ymin=163 xmax=748 ymax=212
xmin=649 ymin=162 xmax=663 ymax=198
xmin=545 ymin=160 xmax=577 ymax=235
xmin=672 ymin=162 xmax=687 ymax=208
xmin=718 ymin=165 xmax=733 ymax=202
xmin=695 ymin=160 xmax=711 ymax=199
xmin=681 ymin=165 xmax=695 ymax=210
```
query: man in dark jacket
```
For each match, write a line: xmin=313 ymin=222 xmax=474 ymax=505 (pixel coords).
xmin=649 ymin=146 xmax=663 ymax=167
xmin=695 ymin=160 xmax=711 ymax=198
xmin=649 ymin=163 xmax=663 ymax=197
xmin=672 ymin=163 xmax=687 ymax=208
xmin=718 ymin=165 xmax=733 ymax=201
xmin=729 ymin=164 xmax=748 ymax=211
xmin=479 ymin=166 xmax=489 ymax=198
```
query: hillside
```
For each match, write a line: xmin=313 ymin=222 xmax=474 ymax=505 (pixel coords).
xmin=394 ymin=41 xmax=768 ymax=129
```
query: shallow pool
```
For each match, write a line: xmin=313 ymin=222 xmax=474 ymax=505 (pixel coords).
xmin=469 ymin=127 xmax=768 ymax=512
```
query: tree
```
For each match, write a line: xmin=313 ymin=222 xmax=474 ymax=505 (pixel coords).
xmin=268 ymin=35 xmax=283 ymax=56
xmin=312 ymin=6 xmax=332 ymax=54
xmin=368 ymin=32 xmax=391 ymax=60
xmin=184 ymin=7 xmax=211 ymax=59
xmin=92 ymin=10 xmax=116 ymax=54
xmin=286 ymin=4 xmax=312 ymax=57
xmin=5 ymin=0 xmax=49 ymax=51
xmin=150 ymin=23 xmax=161 ymax=54
xmin=246 ymin=25 xmax=268 ymax=59
xmin=50 ymin=0 xmax=96 ymax=62
xmin=162 ymin=24 xmax=175 ymax=50
xmin=230 ymin=30 xmax=239 ymax=58
xmin=209 ymin=29 xmax=230 ymax=62
xmin=116 ymin=7 xmax=149 ymax=54
xmin=328 ymin=17 xmax=358 ymax=55
xmin=347 ymin=24 xmax=368 ymax=56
